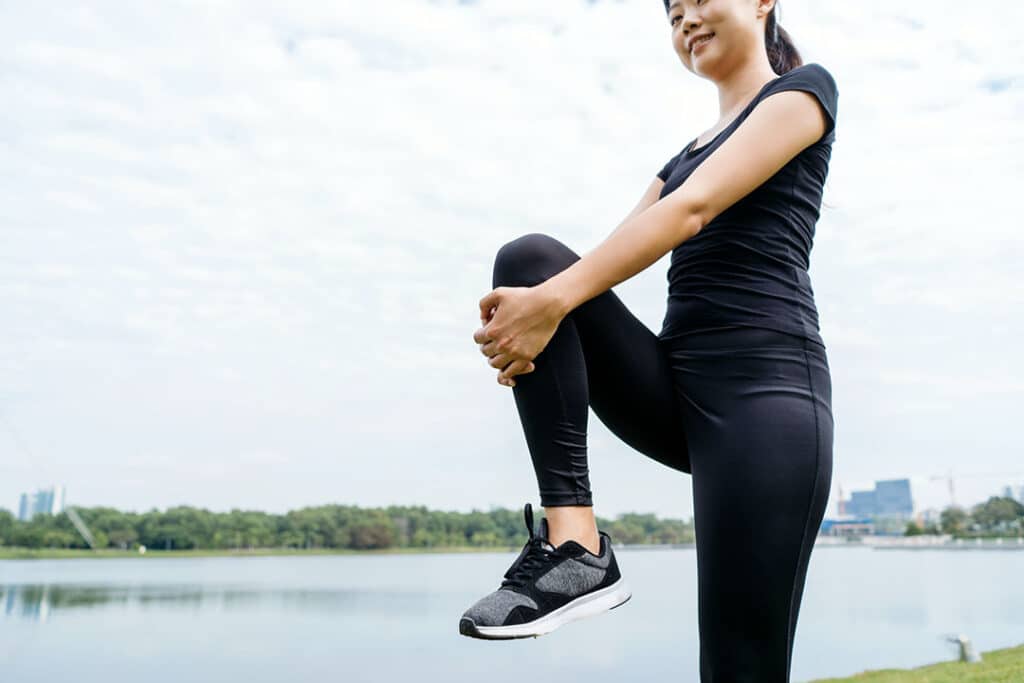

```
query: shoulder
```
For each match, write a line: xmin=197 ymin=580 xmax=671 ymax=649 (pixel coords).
xmin=768 ymin=63 xmax=838 ymax=100
xmin=761 ymin=62 xmax=838 ymax=142
xmin=790 ymin=62 xmax=836 ymax=82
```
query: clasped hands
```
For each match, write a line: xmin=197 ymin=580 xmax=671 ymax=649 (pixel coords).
xmin=473 ymin=283 xmax=566 ymax=388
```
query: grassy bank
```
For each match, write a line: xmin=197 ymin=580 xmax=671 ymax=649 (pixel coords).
xmin=810 ymin=641 xmax=1024 ymax=682
xmin=0 ymin=545 xmax=517 ymax=560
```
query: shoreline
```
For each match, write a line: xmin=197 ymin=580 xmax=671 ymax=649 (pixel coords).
xmin=0 ymin=545 xmax=522 ymax=560
xmin=4 ymin=535 xmax=1024 ymax=560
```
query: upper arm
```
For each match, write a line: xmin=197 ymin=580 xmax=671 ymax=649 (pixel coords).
xmin=661 ymin=88 xmax=831 ymax=231
xmin=611 ymin=176 xmax=665 ymax=233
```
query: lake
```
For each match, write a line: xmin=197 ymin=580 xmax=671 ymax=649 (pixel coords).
xmin=2 ymin=545 xmax=1022 ymax=682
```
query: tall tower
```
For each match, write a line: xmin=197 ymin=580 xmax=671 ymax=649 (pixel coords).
xmin=15 ymin=485 xmax=67 ymax=521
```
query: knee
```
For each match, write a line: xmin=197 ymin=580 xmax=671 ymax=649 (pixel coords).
xmin=492 ymin=232 xmax=578 ymax=289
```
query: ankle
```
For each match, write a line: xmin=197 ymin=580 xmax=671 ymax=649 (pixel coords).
xmin=543 ymin=505 xmax=601 ymax=555
xmin=552 ymin=532 xmax=601 ymax=557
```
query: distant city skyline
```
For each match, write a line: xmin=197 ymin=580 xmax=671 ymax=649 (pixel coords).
xmin=17 ymin=485 xmax=66 ymax=522
xmin=838 ymin=478 xmax=914 ymax=519
xmin=5 ymin=477 xmax=1023 ymax=521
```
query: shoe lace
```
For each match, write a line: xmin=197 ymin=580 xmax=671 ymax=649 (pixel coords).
xmin=500 ymin=537 xmax=560 ymax=590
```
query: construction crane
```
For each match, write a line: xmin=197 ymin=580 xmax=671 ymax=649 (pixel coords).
xmin=833 ymin=471 xmax=1024 ymax=517
xmin=65 ymin=507 xmax=97 ymax=549
xmin=2 ymin=411 xmax=96 ymax=549
xmin=928 ymin=469 xmax=1024 ymax=508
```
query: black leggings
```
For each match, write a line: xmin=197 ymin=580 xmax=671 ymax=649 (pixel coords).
xmin=491 ymin=233 xmax=833 ymax=683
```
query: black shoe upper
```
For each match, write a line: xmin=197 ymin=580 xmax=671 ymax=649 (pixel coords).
xmin=496 ymin=502 xmax=623 ymax=626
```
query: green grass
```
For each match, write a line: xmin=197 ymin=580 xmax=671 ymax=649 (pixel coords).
xmin=810 ymin=641 xmax=1024 ymax=682
xmin=0 ymin=545 xmax=515 ymax=560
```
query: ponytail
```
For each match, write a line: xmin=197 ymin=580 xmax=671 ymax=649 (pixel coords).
xmin=765 ymin=3 xmax=802 ymax=74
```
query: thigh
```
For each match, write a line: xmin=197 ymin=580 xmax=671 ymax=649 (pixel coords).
xmin=666 ymin=327 xmax=833 ymax=678
xmin=573 ymin=289 xmax=691 ymax=474
xmin=492 ymin=232 xmax=691 ymax=473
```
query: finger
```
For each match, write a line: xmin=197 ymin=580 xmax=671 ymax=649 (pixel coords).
xmin=473 ymin=326 xmax=492 ymax=345
xmin=488 ymin=353 xmax=511 ymax=370
xmin=497 ymin=369 xmax=519 ymax=388
xmin=480 ymin=339 xmax=500 ymax=357
xmin=478 ymin=289 xmax=500 ymax=320
xmin=499 ymin=359 xmax=533 ymax=381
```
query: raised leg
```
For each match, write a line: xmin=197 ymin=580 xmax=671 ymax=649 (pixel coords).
xmin=490 ymin=232 xmax=691 ymax=519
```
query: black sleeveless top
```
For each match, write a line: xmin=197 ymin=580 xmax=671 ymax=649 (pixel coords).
xmin=655 ymin=62 xmax=838 ymax=347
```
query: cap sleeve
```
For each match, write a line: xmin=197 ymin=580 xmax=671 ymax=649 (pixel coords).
xmin=656 ymin=148 xmax=684 ymax=182
xmin=763 ymin=63 xmax=838 ymax=144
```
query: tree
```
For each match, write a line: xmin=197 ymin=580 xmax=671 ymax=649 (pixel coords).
xmin=349 ymin=521 xmax=396 ymax=550
xmin=0 ymin=508 xmax=15 ymax=545
xmin=940 ymin=506 xmax=969 ymax=536
xmin=971 ymin=496 xmax=1024 ymax=533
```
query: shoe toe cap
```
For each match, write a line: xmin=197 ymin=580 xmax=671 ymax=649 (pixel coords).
xmin=462 ymin=588 xmax=539 ymax=626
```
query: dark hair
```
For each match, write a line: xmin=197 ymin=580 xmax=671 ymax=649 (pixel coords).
xmin=662 ymin=1 xmax=802 ymax=74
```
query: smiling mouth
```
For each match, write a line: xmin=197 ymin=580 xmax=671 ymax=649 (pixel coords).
xmin=691 ymin=33 xmax=715 ymax=52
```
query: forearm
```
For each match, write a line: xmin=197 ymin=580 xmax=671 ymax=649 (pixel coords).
xmin=539 ymin=194 xmax=704 ymax=316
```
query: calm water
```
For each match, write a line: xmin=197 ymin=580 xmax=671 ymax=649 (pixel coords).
xmin=2 ymin=546 xmax=1022 ymax=682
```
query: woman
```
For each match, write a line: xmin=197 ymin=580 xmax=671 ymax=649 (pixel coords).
xmin=461 ymin=1 xmax=836 ymax=679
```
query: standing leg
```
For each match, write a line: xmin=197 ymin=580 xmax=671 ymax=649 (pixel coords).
xmin=665 ymin=327 xmax=833 ymax=682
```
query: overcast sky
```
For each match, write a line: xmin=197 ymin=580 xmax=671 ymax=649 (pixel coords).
xmin=2 ymin=1 xmax=1022 ymax=522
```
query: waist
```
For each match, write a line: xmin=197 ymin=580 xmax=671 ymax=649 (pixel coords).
xmin=659 ymin=323 xmax=826 ymax=352
xmin=658 ymin=295 xmax=824 ymax=348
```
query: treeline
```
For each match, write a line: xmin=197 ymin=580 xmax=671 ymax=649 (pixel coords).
xmin=0 ymin=504 xmax=695 ymax=551
xmin=905 ymin=496 xmax=1024 ymax=537
xmin=3 ymin=495 xmax=1019 ymax=551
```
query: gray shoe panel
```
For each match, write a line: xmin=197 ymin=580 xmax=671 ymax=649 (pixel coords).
xmin=463 ymin=589 xmax=538 ymax=626
xmin=535 ymin=558 xmax=606 ymax=594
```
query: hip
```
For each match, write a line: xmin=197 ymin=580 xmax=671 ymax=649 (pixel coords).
xmin=659 ymin=324 xmax=833 ymax=419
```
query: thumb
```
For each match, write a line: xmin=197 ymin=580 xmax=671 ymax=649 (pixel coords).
xmin=479 ymin=288 xmax=501 ymax=321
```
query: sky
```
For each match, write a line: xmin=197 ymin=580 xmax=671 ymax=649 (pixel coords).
xmin=1 ymin=1 xmax=1022 ymax=522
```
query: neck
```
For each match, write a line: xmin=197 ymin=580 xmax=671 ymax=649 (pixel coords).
xmin=710 ymin=57 xmax=778 ymax=120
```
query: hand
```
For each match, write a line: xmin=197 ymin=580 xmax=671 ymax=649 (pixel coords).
xmin=474 ymin=283 xmax=565 ymax=388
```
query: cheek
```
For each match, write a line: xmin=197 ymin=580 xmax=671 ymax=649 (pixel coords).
xmin=672 ymin=32 xmax=690 ymax=61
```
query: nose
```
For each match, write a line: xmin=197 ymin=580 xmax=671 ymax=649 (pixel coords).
xmin=679 ymin=4 xmax=702 ymax=32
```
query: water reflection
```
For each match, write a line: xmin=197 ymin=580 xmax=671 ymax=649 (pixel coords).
xmin=1 ymin=551 xmax=1022 ymax=682
xmin=2 ymin=583 xmax=411 ymax=622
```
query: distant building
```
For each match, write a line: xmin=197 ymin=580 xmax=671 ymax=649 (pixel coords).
xmin=1002 ymin=484 xmax=1024 ymax=504
xmin=846 ymin=490 xmax=876 ymax=518
xmin=819 ymin=517 xmax=874 ymax=536
xmin=17 ymin=485 xmax=66 ymax=522
xmin=874 ymin=479 xmax=914 ymax=516
xmin=916 ymin=507 xmax=943 ymax=525
xmin=838 ymin=478 xmax=914 ymax=531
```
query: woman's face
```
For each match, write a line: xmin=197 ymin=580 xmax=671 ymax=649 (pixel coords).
xmin=667 ymin=0 xmax=773 ymax=76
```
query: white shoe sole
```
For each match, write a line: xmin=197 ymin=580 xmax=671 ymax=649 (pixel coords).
xmin=460 ymin=576 xmax=632 ymax=640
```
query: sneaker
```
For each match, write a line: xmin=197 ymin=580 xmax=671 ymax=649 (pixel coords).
xmin=458 ymin=501 xmax=631 ymax=640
